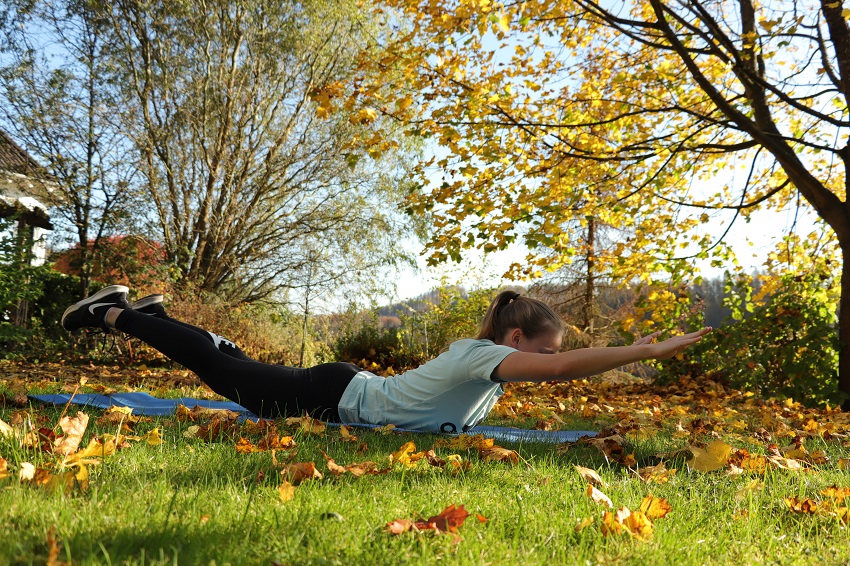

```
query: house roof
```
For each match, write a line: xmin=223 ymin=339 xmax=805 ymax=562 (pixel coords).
xmin=0 ymin=128 xmax=54 ymax=229
xmin=0 ymin=128 xmax=45 ymax=176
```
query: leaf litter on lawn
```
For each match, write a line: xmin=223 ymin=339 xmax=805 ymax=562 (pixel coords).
xmin=4 ymin=362 xmax=850 ymax=545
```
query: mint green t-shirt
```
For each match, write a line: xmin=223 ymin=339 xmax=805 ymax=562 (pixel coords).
xmin=337 ymin=338 xmax=517 ymax=433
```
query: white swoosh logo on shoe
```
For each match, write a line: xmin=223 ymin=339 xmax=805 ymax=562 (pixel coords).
xmin=87 ymin=302 xmax=117 ymax=314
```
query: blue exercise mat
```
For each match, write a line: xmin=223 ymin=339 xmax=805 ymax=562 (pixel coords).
xmin=30 ymin=392 xmax=253 ymax=417
xmin=29 ymin=392 xmax=596 ymax=443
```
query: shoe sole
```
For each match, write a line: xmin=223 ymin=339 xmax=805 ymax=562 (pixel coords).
xmin=130 ymin=294 xmax=164 ymax=310
xmin=61 ymin=285 xmax=130 ymax=328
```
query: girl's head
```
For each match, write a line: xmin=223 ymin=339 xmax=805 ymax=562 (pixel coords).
xmin=477 ymin=290 xmax=564 ymax=352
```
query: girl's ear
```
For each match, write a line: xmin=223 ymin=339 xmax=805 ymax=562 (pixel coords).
xmin=509 ymin=328 xmax=523 ymax=348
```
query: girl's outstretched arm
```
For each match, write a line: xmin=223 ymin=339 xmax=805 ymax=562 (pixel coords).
xmin=493 ymin=327 xmax=712 ymax=383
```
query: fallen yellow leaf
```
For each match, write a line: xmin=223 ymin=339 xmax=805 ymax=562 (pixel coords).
xmin=54 ymin=412 xmax=89 ymax=456
xmin=279 ymin=480 xmax=296 ymax=502
xmin=687 ymin=440 xmax=732 ymax=472
xmin=586 ymin=484 xmax=613 ymax=508
xmin=639 ymin=494 xmax=672 ymax=519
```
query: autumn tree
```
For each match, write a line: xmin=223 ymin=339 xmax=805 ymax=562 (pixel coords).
xmin=97 ymin=0 xmax=413 ymax=302
xmin=339 ymin=0 xmax=850 ymax=405
xmin=0 ymin=0 xmax=135 ymax=297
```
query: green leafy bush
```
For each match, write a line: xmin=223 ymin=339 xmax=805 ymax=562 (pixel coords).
xmin=402 ymin=287 xmax=495 ymax=359
xmin=332 ymin=287 xmax=496 ymax=371
xmin=654 ymin=271 xmax=843 ymax=407
xmin=0 ymin=216 xmax=48 ymax=347
xmin=332 ymin=311 xmax=417 ymax=370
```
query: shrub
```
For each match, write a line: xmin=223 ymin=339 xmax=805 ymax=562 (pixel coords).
xmin=0 ymin=216 xmax=51 ymax=348
xmin=133 ymin=288 xmax=314 ymax=366
xmin=403 ymin=287 xmax=496 ymax=359
xmin=651 ymin=271 xmax=843 ymax=407
xmin=332 ymin=310 xmax=417 ymax=371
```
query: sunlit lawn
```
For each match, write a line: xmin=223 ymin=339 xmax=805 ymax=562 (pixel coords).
xmin=1 ymin=362 xmax=849 ymax=565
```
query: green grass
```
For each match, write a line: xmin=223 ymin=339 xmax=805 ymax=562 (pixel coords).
xmin=2 ymin=400 xmax=849 ymax=566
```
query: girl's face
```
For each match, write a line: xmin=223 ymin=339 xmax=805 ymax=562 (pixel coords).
xmin=501 ymin=328 xmax=563 ymax=354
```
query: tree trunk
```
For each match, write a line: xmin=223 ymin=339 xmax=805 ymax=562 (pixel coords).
xmin=300 ymin=288 xmax=310 ymax=368
xmin=12 ymin=216 xmax=31 ymax=327
xmin=840 ymin=244 xmax=850 ymax=410
xmin=583 ymin=216 xmax=596 ymax=334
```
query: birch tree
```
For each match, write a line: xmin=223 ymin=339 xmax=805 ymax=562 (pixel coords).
xmin=101 ymin=0 xmax=412 ymax=301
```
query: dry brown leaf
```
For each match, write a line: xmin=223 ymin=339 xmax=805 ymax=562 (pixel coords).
xmin=374 ymin=424 xmax=397 ymax=434
xmin=386 ymin=518 xmax=414 ymax=534
xmin=321 ymin=450 xmax=348 ymax=476
xmin=622 ymin=510 xmax=654 ymax=540
xmin=575 ymin=516 xmax=595 ymax=532
xmin=636 ymin=462 xmax=676 ymax=484
xmin=46 ymin=526 xmax=69 ymax=566
xmin=0 ymin=418 xmax=14 ymax=438
xmin=19 ymin=462 xmax=35 ymax=481
xmin=258 ymin=434 xmax=296 ymax=451
xmin=479 ymin=444 xmax=519 ymax=465
xmin=435 ymin=434 xmax=493 ymax=451
xmin=390 ymin=441 xmax=419 ymax=466
xmin=732 ymin=509 xmax=750 ymax=521
xmin=444 ymin=454 xmax=471 ymax=474
xmin=140 ymin=428 xmax=162 ymax=446
xmin=326 ymin=458 xmax=348 ymax=477
xmin=281 ymin=462 xmax=322 ymax=485
xmin=600 ymin=510 xmax=623 ymax=536
xmin=785 ymin=496 xmax=819 ymax=514
xmin=735 ymin=479 xmax=764 ymax=500
xmin=339 ymin=425 xmax=358 ymax=441
xmin=24 ymin=427 xmax=56 ymax=453
xmin=767 ymin=455 xmax=805 ymax=470
xmin=96 ymin=406 xmax=140 ymax=427
xmin=346 ymin=461 xmax=388 ymax=477
xmin=575 ymin=465 xmax=607 ymax=487
xmin=427 ymin=504 xmax=471 ymax=533
xmin=64 ymin=435 xmax=116 ymax=465
xmin=424 ymin=450 xmax=446 ymax=468
xmin=386 ymin=504 xmax=471 ymax=536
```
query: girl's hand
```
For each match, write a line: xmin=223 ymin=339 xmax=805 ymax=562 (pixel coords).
xmin=648 ymin=327 xmax=712 ymax=360
xmin=633 ymin=331 xmax=661 ymax=346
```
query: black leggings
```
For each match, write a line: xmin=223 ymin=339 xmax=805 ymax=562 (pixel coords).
xmin=114 ymin=309 xmax=359 ymax=421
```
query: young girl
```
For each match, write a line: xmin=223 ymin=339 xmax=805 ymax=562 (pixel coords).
xmin=62 ymin=286 xmax=710 ymax=432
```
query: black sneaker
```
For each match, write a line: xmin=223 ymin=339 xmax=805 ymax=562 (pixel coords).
xmin=61 ymin=285 xmax=130 ymax=331
xmin=130 ymin=294 xmax=166 ymax=318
